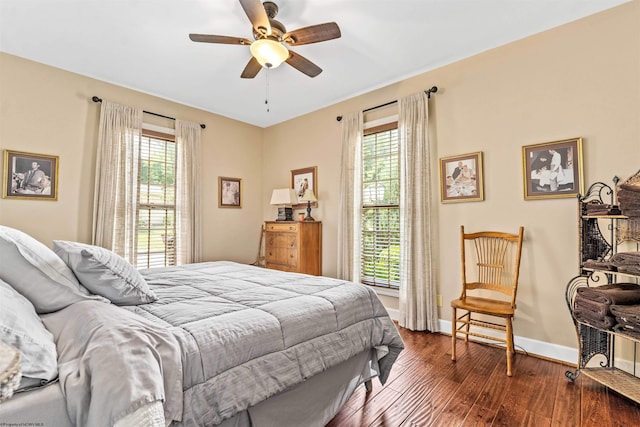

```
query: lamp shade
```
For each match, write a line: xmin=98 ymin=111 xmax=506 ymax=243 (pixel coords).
xmin=270 ymin=188 xmax=297 ymax=205
xmin=299 ymin=189 xmax=317 ymax=202
xmin=250 ymin=39 xmax=289 ymax=68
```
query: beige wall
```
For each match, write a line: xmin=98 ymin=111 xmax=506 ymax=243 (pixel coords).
xmin=0 ymin=2 xmax=638 ymax=354
xmin=262 ymin=1 xmax=640 ymax=349
xmin=0 ymin=52 xmax=264 ymax=264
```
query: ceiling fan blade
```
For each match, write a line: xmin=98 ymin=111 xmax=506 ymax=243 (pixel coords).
xmin=189 ymin=34 xmax=252 ymax=45
xmin=240 ymin=56 xmax=262 ymax=79
xmin=286 ymin=51 xmax=322 ymax=78
xmin=283 ymin=22 xmax=341 ymax=46
xmin=239 ymin=0 xmax=271 ymax=36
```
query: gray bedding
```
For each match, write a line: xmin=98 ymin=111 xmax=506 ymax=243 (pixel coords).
xmin=43 ymin=261 xmax=404 ymax=426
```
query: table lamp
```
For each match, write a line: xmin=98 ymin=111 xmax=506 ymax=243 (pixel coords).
xmin=300 ymin=189 xmax=318 ymax=221
xmin=270 ymin=188 xmax=297 ymax=221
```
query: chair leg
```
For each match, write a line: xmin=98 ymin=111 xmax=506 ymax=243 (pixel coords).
xmin=506 ymin=316 xmax=514 ymax=377
xmin=451 ymin=307 xmax=457 ymax=362
xmin=464 ymin=312 xmax=470 ymax=342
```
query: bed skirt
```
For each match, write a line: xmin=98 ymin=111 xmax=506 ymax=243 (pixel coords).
xmin=0 ymin=349 xmax=378 ymax=427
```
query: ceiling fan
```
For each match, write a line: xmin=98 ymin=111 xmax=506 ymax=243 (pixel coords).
xmin=189 ymin=0 xmax=341 ymax=78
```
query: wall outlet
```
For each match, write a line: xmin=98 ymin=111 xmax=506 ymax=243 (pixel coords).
xmin=437 ymin=295 xmax=443 ymax=307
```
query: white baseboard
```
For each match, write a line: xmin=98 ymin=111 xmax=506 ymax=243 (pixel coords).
xmin=384 ymin=308 xmax=578 ymax=365
xmin=438 ymin=319 xmax=578 ymax=365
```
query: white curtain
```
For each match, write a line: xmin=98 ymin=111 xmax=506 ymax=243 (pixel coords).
xmin=175 ymin=120 xmax=202 ymax=264
xmin=92 ymin=100 xmax=142 ymax=262
xmin=398 ymin=92 xmax=437 ymax=331
xmin=337 ymin=112 xmax=363 ymax=281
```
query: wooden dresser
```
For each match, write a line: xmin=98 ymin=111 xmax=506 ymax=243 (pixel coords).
xmin=264 ymin=221 xmax=322 ymax=275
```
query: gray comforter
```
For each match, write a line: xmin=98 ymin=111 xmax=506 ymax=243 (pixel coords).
xmin=47 ymin=261 xmax=404 ymax=426
xmin=42 ymin=300 xmax=184 ymax=427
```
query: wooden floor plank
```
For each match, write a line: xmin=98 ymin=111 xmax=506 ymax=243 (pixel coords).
xmin=327 ymin=328 xmax=640 ymax=427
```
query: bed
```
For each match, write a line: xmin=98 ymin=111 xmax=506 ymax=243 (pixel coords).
xmin=0 ymin=226 xmax=404 ymax=426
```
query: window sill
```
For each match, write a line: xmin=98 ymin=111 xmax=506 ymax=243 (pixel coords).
xmin=371 ymin=286 xmax=399 ymax=298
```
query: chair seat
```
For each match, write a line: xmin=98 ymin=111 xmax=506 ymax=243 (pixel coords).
xmin=451 ymin=296 xmax=514 ymax=317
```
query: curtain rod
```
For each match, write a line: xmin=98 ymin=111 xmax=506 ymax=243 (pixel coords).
xmin=91 ymin=96 xmax=206 ymax=129
xmin=335 ymin=86 xmax=438 ymax=122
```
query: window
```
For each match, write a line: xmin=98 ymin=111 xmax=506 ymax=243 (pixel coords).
xmin=361 ymin=122 xmax=400 ymax=289
xmin=136 ymin=129 xmax=176 ymax=269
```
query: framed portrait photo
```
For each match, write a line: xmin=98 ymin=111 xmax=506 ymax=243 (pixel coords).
xmin=218 ymin=176 xmax=242 ymax=208
xmin=439 ymin=152 xmax=484 ymax=203
xmin=3 ymin=150 xmax=59 ymax=201
xmin=522 ymin=137 xmax=583 ymax=200
xmin=291 ymin=166 xmax=317 ymax=208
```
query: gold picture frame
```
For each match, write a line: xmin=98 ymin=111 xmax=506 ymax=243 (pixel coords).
xmin=3 ymin=150 xmax=59 ymax=201
xmin=291 ymin=166 xmax=317 ymax=208
xmin=522 ymin=137 xmax=583 ymax=200
xmin=439 ymin=152 xmax=484 ymax=203
xmin=218 ymin=176 xmax=242 ymax=208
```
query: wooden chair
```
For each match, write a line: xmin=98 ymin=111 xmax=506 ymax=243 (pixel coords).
xmin=451 ymin=225 xmax=524 ymax=376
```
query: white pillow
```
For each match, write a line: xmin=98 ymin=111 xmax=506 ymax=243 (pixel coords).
xmin=0 ymin=225 xmax=108 ymax=314
xmin=53 ymin=240 xmax=157 ymax=305
xmin=0 ymin=278 xmax=58 ymax=388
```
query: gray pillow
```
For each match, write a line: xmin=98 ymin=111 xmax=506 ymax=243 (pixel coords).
xmin=0 ymin=225 xmax=108 ymax=314
xmin=53 ymin=240 xmax=157 ymax=305
xmin=0 ymin=278 xmax=58 ymax=388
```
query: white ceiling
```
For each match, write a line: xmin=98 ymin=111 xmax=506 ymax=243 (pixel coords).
xmin=0 ymin=0 xmax=630 ymax=128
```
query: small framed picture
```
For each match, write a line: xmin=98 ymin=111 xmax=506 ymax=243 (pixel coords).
xmin=439 ymin=152 xmax=484 ymax=203
xmin=218 ymin=176 xmax=242 ymax=208
xmin=291 ymin=166 xmax=317 ymax=208
xmin=3 ymin=150 xmax=59 ymax=201
xmin=522 ymin=137 xmax=583 ymax=200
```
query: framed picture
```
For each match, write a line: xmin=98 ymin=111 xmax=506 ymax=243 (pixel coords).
xmin=3 ymin=150 xmax=59 ymax=201
xmin=522 ymin=137 xmax=583 ymax=200
xmin=218 ymin=176 xmax=242 ymax=208
xmin=291 ymin=166 xmax=317 ymax=208
xmin=439 ymin=152 xmax=484 ymax=203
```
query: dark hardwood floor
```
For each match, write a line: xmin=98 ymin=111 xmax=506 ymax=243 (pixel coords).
xmin=327 ymin=327 xmax=640 ymax=426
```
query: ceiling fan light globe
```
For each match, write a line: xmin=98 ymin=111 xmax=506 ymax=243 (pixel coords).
xmin=250 ymin=39 xmax=289 ymax=68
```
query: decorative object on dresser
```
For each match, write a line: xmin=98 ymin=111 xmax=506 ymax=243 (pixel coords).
xmin=3 ymin=150 xmax=59 ymax=201
xmin=522 ymin=137 xmax=583 ymax=200
xmin=218 ymin=176 xmax=242 ymax=208
xmin=299 ymin=188 xmax=318 ymax=221
xmin=269 ymin=188 xmax=298 ymax=221
xmin=439 ymin=151 xmax=484 ymax=203
xmin=264 ymin=221 xmax=322 ymax=275
xmin=565 ymin=175 xmax=640 ymax=404
xmin=291 ymin=166 xmax=317 ymax=208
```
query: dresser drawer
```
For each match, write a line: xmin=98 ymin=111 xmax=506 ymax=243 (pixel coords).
xmin=265 ymin=247 xmax=298 ymax=266
xmin=265 ymin=222 xmax=299 ymax=233
xmin=265 ymin=233 xmax=297 ymax=250
xmin=265 ymin=262 xmax=297 ymax=273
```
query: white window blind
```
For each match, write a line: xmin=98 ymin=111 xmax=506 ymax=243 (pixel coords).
xmin=361 ymin=122 xmax=400 ymax=289
xmin=137 ymin=129 xmax=177 ymax=269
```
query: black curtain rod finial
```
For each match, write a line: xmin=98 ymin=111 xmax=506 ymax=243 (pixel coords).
xmin=92 ymin=96 xmax=102 ymax=103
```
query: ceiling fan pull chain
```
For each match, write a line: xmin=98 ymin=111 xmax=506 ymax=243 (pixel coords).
xmin=265 ymin=65 xmax=271 ymax=112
